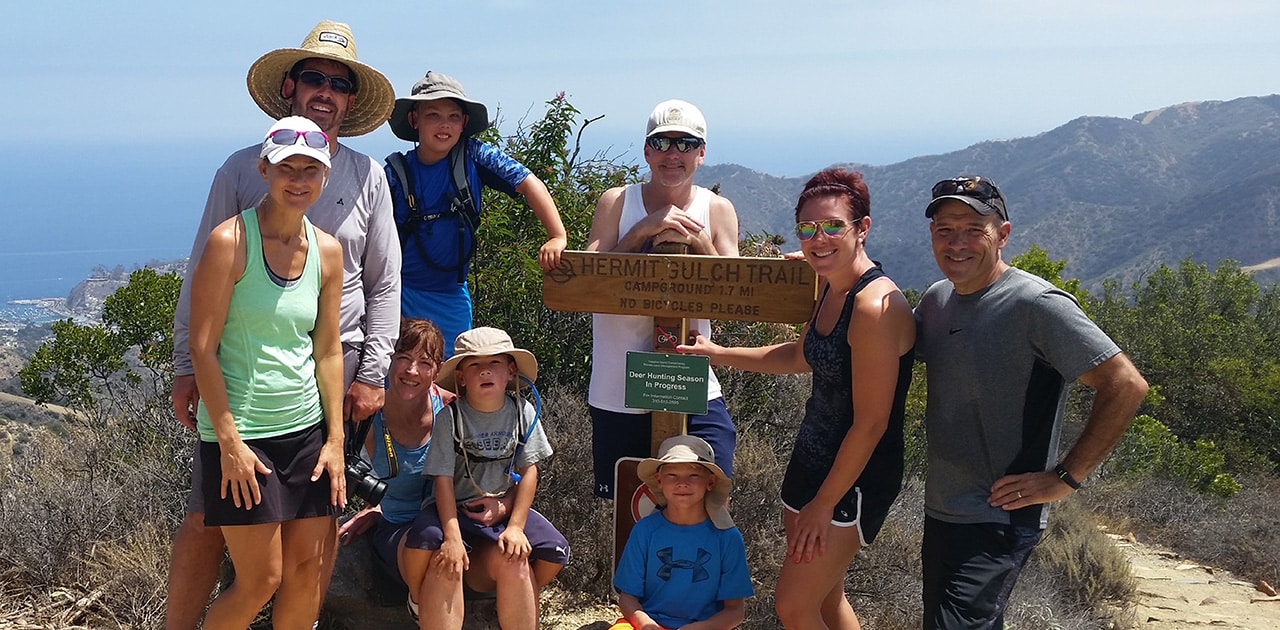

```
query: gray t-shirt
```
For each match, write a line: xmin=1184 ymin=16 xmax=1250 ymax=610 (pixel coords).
xmin=424 ymin=396 xmax=553 ymax=505
xmin=172 ymin=143 xmax=401 ymax=388
xmin=915 ymin=268 xmax=1119 ymax=528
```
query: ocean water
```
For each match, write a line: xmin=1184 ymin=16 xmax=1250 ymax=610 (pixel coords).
xmin=2 ymin=142 xmax=226 ymax=304
xmin=0 ymin=247 xmax=189 ymax=304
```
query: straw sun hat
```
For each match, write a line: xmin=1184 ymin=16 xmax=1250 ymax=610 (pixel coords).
xmin=246 ymin=20 xmax=394 ymax=138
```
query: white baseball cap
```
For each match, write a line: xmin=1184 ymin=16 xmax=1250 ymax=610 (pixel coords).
xmin=260 ymin=116 xmax=332 ymax=168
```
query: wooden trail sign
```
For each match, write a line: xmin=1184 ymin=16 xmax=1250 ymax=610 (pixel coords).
xmin=544 ymin=249 xmax=818 ymax=569
xmin=543 ymin=251 xmax=818 ymax=323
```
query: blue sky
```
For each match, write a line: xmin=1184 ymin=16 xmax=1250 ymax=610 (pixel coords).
xmin=8 ymin=0 xmax=1278 ymax=173
xmin=2 ymin=1 xmax=1279 ymax=301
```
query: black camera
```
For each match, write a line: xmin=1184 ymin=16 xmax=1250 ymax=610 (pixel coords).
xmin=344 ymin=453 xmax=387 ymax=506
xmin=344 ymin=418 xmax=387 ymax=506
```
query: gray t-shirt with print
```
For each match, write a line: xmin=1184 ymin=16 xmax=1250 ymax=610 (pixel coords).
xmin=423 ymin=396 xmax=552 ymax=505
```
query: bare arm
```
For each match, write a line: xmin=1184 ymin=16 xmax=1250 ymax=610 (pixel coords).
xmin=617 ymin=593 xmax=664 ymax=630
xmin=586 ymin=187 xmax=627 ymax=253
xmin=683 ymin=598 xmax=747 ymax=630
xmin=516 ymin=174 xmax=568 ymax=270
xmin=497 ymin=463 xmax=539 ymax=560
xmin=190 ymin=217 xmax=271 ymax=509
xmin=679 ymin=334 xmax=808 ymax=375
xmin=310 ymin=231 xmax=348 ymax=508
xmin=705 ymin=195 xmax=740 ymax=257
xmin=990 ymin=352 xmax=1148 ymax=508
xmin=789 ymin=281 xmax=915 ymax=562
xmin=432 ymin=477 xmax=470 ymax=576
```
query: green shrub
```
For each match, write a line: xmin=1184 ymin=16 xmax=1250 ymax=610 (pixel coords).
xmin=1110 ymin=414 xmax=1241 ymax=498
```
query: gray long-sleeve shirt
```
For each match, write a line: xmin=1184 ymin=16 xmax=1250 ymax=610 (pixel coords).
xmin=173 ymin=143 xmax=401 ymax=387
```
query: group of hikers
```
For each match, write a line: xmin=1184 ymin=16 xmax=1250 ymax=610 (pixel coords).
xmin=165 ymin=19 xmax=1150 ymax=630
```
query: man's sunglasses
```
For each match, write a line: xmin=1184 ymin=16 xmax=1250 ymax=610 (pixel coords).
xmin=930 ymin=176 xmax=1008 ymax=220
xmin=931 ymin=177 xmax=1001 ymax=202
xmin=795 ymin=219 xmax=855 ymax=241
xmin=646 ymin=136 xmax=705 ymax=153
xmin=294 ymin=69 xmax=357 ymax=95
xmin=268 ymin=129 xmax=330 ymax=149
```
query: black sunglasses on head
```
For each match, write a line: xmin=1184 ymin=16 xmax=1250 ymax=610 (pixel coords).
xmin=294 ymin=69 xmax=357 ymax=95
xmin=931 ymin=177 xmax=1001 ymax=202
xmin=646 ymin=136 xmax=704 ymax=153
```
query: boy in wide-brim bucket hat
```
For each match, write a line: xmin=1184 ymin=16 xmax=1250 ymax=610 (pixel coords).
xmin=383 ymin=71 xmax=568 ymax=356
xmin=610 ymin=435 xmax=754 ymax=630
xmin=246 ymin=20 xmax=394 ymax=137
xmin=388 ymin=71 xmax=490 ymax=140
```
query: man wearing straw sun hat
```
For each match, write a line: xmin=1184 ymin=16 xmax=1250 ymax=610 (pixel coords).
xmin=166 ymin=20 xmax=400 ymax=629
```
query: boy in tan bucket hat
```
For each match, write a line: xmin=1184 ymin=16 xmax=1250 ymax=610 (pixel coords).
xmin=610 ymin=435 xmax=754 ymax=630
xmin=167 ymin=20 xmax=401 ymax=630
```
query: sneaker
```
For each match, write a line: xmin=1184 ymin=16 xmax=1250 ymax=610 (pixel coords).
xmin=406 ymin=597 xmax=420 ymax=623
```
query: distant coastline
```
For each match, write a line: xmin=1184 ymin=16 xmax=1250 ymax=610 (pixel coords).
xmin=0 ymin=260 xmax=187 ymax=332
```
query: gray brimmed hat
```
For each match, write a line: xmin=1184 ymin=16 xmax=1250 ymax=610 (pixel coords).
xmin=246 ymin=20 xmax=395 ymax=138
xmin=637 ymin=435 xmax=734 ymax=529
xmin=388 ymin=71 xmax=490 ymax=142
xmin=435 ymin=327 xmax=537 ymax=392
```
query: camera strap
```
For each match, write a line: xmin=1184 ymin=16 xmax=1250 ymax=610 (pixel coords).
xmin=380 ymin=421 xmax=400 ymax=479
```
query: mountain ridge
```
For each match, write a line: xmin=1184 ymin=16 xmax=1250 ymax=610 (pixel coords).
xmin=698 ymin=94 xmax=1280 ymax=292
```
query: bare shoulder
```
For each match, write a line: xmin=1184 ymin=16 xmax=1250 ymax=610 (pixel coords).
xmin=205 ymin=215 xmax=246 ymax=251
xmin=595 ymin=186 xmax=627 ymax=212
xmin=313 ymin=227 xmax=342 ymax=255
xmin=853 ymin=276 xmax=916 ymax=345
xmin=708 ymin=191 xmax=738 ymax=217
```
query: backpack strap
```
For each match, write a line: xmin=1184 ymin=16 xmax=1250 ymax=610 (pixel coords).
xmin=385 ymin=152 xmax=418 ymax=249
xmin=448 ymin=142 xmax=480 ymax=231
xmin=447 ymin=143 xmax=479 ymax=285
xmin=387 ymin=145 xmax=480 ymax=286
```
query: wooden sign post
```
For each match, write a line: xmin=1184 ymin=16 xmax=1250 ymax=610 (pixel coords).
xmin=544 ymin=249 xmax=817 ymax=567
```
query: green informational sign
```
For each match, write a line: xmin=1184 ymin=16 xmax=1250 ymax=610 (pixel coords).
xmin=624 ymin=351 xmax=710 ymax=415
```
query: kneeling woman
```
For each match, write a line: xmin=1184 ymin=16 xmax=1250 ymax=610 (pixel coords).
xmin=190 ymin=116 xmax=347 ymax=629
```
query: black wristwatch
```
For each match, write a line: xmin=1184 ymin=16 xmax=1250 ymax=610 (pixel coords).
xmin=1054 ymin=464 xmax=1082 ymax=490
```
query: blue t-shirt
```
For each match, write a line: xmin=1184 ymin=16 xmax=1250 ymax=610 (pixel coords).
xmin=369 ymin=384 xmax=446 ymax=524
xmin=614 ymin=511 xmax=754 ymax=628
xmin=386 ymin=139 xmax=531 ymax=353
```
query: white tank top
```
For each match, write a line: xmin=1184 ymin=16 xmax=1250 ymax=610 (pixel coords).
xmin=588 ymin=184 xmax=723 ymax=413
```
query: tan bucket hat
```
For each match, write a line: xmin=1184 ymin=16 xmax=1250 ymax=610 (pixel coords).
xmin=637 ymin=435 xmax=734 ymax=529
xmin=245 ymin=20 xmax=394 ymax=137
xmin=435 ymin=327 xmax=538 ymax=392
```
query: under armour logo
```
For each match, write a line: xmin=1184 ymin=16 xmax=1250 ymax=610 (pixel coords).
xmin=336 ymin=198 xmax=344 ymax=205
xmin=656 ymin=547 xmax=712 ymax=582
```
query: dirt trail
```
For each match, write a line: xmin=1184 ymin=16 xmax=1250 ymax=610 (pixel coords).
xmin=1107 ymin=532 xmax=1280 ymax=629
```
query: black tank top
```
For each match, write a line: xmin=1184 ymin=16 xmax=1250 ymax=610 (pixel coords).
xmin=793 ymin=263 xmax=914 ymax=500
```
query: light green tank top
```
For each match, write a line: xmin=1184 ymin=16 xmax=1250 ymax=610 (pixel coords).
xmin=197 ymin=208 xmax=324 ymax=442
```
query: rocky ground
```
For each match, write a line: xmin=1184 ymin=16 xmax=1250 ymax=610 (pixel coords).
xmin=1108 ymin=531 xmax=1280 ymax=629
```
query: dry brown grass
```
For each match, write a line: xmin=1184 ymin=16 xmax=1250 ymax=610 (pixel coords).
xmin=1088 ymin=473 xmax=1280 ymax=586
xmin=0 ymin=371 xmax=1218 ymax=630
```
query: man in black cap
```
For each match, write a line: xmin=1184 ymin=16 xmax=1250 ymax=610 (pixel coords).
xmin=914 ymin=176 xmax=1148 ymax=629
